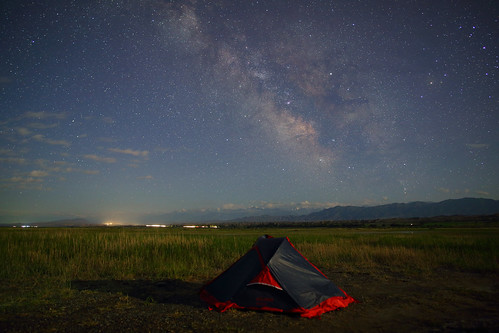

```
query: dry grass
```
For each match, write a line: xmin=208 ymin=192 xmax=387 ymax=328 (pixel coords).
xmin=297 ymin=229 xmax=498 ymax=274
xmin=0 ymin=227 xmax=497 ymax=289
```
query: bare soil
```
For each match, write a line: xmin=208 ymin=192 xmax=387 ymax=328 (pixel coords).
xmin=1 ymin=269 xmax=498 ymax=332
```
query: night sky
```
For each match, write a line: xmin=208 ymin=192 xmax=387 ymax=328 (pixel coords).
xmin=1 ymin=1 xmax=497 ymax=224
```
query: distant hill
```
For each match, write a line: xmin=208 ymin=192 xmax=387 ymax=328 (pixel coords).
xmin=12 ymin=218 xmax=100 ymax=228
xmin=233 ymin=198 xmax=499 ymax=222
xmin=6 ymin=198 xmax=499 ymax=227
xmin=141 ymin=207 xmax=319 ymax=224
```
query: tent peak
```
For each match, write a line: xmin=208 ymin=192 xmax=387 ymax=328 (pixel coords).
xmin=200 ymin=235 xmax=356 ymax=318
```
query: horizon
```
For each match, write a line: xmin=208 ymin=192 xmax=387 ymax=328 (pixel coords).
xmin=3 ymin=197 xmax=497 ymax=225
xmin=1 ymin=1 xmax=497 ymax=224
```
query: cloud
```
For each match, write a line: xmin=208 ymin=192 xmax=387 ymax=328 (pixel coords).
xmin=437 ymin=187 xmax=472 ymax=195
xmin=16 ymin=127 xmax=31 ymax=136
xmin=466 ymin=143 xmax=489 ymax=149
xmin=245 ymin=200 xmax=342 ymax=211
xmin=84 ymin=154 xmax=117 ymax=163
xmin=27 ymin=122 xmax=58 ymax=129
xmin=29 ymin=170 xmax=49 ymax=177
xmin=295 ymin=201 xmax=342 ymax=210
xmin=220 ymin=203 xmax=246 ymax=210
xmin=57 ymin=167 xmax=99 ymax=175
xmin=0 ymin=111 xmax=64 ymax=130
xmin=137 ymin=175 xmax=154 ymax=180
xmin=0 ymin=157 xmax=27 ymax=164
xmin=8 ymin=176 xmax=42 ymax=183
xmin=108 ymin=148 xmax=149 ymax=157
xmin=24 ymin=111 xmax=66 ymax=120
xmin=0 ymin=153 xmax=101 ymax=192
xmin=0 ymin=176 xmax=44 ymax=191
xmin=437 ymin=187 xmax=451 ymax=194
xmin=32 ymin=134 xmax=70 ymax=147
xmin=101 ymin=116 xmax=115 ymax=124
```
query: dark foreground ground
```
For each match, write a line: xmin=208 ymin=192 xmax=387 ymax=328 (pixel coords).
xmin=1 ymin=268 xmax=497 ymax=333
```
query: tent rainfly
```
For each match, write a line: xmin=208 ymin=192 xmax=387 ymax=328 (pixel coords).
xmin=200 ymin=235 xmax=356 ymax=318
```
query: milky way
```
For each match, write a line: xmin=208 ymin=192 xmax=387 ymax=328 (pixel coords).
xmin=0 ymin=0 xmax=497 ymax=223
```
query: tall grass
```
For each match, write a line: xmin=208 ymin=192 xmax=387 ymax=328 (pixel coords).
xmin=0 ymin=227 xmax=497 ymax=289
xmin=0 ymin=228 xmax=256 ymax=285
xmin=295 ymin=229 xmax=499 ymax=274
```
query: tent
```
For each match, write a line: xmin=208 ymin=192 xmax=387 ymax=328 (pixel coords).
xmin=200 ymin=235 xmax=356 ymax=318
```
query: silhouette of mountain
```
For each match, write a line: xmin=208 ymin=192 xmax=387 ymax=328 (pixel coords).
xmin=233 ymin=198 xmax=499 ymax=222
xmin=6 ymin=198 xmax=498 ymax=227
xmin=141 ymin=207 xmax=318 ymax=224
xmin=15 ymin=218 xmax=100 ymax=227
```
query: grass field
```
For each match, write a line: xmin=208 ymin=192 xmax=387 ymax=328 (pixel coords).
xmin=1 ymin=226 xmax=498 ymax=332
xmin=2 ymin=227 xmax=497 ymax=282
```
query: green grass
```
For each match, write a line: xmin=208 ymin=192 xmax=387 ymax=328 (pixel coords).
xmin=295 ymin=229 xmax=499 ymax=274
xmin=0 ymin=228 xmax=250 ymax=283
xmin=0 ymin=226 xmax=498 ymax=309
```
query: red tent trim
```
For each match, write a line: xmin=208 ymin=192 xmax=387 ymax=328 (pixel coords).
xmin=199 ymin=235 xmax=357 ymax=318
xmin=247 ymin=266 xmax=283 ymax=290
xmin=199 ymin=287 xmax=357 ymax=318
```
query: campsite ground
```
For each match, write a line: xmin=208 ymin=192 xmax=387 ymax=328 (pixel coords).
xmin=1 ymin=225 xmax=498 ymax=332
xmin=2 ymin=267 xmax=498 ymax=332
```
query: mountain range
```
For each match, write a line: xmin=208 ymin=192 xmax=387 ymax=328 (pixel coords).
xmin=231 ymin=198 xmax=499 ymax=222
xmin=141 ymin=206 xmax=319 ymax=224
xmin=6 ymin=198 xmax=499 ymax=227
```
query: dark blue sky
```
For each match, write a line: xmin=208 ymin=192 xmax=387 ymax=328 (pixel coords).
xmin=1 ymin=0 xmax=497 ymax=224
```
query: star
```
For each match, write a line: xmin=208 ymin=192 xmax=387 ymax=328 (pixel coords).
xmin=0 ymin=0 xmax=497 ymax=224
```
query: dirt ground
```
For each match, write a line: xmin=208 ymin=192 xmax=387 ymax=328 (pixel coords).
xmin=1 ymin=269 xmax=498 ymax=332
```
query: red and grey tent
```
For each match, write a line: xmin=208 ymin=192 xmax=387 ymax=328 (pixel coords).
xmin=200 ymin=235 xmax=356 ymax=318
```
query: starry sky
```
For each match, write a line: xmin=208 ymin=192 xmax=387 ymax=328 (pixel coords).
xmin=1 ymin=0 xmax=497 ymax=224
